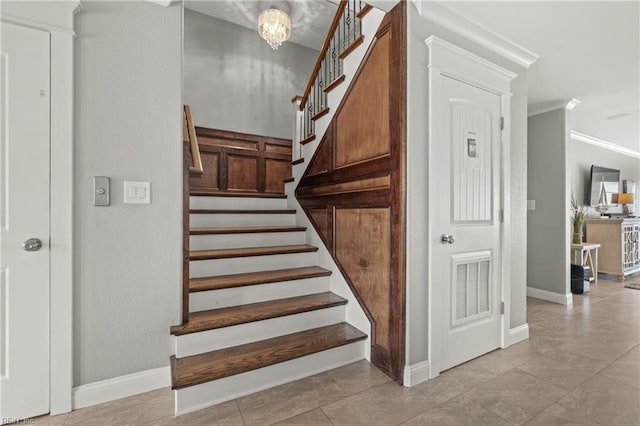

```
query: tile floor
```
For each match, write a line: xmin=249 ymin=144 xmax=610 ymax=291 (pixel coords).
xmin=34 ymin=276 xmax=640 ymax=425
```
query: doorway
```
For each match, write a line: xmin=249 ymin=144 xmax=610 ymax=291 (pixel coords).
xmin=426 ymin=36 xmax=516 ymax=376
xmin=0 ymin=21 xmax=51 ymax=419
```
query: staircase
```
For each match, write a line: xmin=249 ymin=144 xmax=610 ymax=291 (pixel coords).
xmin=171 ymin=193 xmax=367 ymax=414
xmin=171 ymin=1 xmax=386 ymax=415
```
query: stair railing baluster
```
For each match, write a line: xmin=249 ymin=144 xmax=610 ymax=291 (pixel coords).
xmin=296 ymin=0 xmax=354 ymax=146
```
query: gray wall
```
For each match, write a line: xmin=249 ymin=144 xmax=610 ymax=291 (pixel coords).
xmin=183 ymin=9 xmax=317 ymax=139
xmin=569 ymin=139 xmax=640 ymax=216
xmin=527 ymin=109 xmax=570 ymax=296
xmin=74 ymin=1 xmax=182 ymax=385
xmin=406 ymin=3 xmax=529 ymax=367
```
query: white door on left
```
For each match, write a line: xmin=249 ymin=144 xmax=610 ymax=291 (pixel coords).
xmin=0 ymin=22 xmax=51 ymax=419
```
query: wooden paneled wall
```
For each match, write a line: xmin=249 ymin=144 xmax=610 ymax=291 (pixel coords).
xmin=295 ymin=3 xmax=406 ymax=382
xmin=189 ymin=127 xmax=292 ymax=194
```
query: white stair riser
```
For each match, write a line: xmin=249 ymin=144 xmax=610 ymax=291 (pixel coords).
xmin=175 ymin=305 xmax=345 ymax=357
xmin=189 ymin=196 xmax=288 ymax=211
xmin=174 ymin=341 xmax=365 ymax=415
xmin=190 ymin=276 xmax=330 ymax=312
xmin=190 ymin=252 xmax=317 ymax=277
xmin=190 ymin=213 xmax=296 ymax=228
xmin=190 ymin=231 xmax=305 ymax=250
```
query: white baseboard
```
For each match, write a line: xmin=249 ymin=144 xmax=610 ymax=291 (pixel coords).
xmin=527 ymin=287 xmax=573 ymax=305
xmin=73 ymin=366 xmax=170 ymax=410
xmin=508 ymin=323 xmax=529 ymax=346
xmin=403 ymin=360 xmax=431 ymax=387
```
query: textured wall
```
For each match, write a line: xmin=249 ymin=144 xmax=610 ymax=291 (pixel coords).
xmin=74 ymin=1 xmax=182 ymax=385
xmin=527 ymin=110 xmax=570 ymax=296
xmin=406 ymin=3 xmax=529 ymax=367
xmin=183 ymin=9 xmax=317 ymax=139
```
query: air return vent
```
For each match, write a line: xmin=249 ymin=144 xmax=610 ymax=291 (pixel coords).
xmin=452 ymin=252 xmax=492 ymax=327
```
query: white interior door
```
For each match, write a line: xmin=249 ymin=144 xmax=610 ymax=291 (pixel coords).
xmin=0 ymin=22 xmax=51 ymax=419
xmin=432 ymin=75 xmax=502 ymax=372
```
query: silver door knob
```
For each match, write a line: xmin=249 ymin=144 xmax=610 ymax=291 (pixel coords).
xmin=22 ymin=238 xmax=42 ymax=252
xmin=441 ymin=234 xmax=455 ymax=244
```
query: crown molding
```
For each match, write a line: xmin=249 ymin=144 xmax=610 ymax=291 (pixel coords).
xmin=571 ymin=131 xmax=640 ymax=159
xmin=426 ymin=36 xmax=517 ymax=81
xmin=565 ymin=98 xmax=581 ymax=110
xmin=145 ymin=0 xmax=180 ymax=7
xmin=1 ymin=0 xmax=81 ymax=35
xmin=411 ymin=0 xmax=539 ymax=69
xmin=528 ymin=98 xmax=581 ymax=117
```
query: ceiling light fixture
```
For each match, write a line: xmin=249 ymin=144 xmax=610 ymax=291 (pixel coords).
xmin=258 ymin=7 xmax=291 ymax=50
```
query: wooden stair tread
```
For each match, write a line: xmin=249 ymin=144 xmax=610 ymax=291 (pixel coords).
xmin=300 ymin=135 xmax=316 ymax=145
xmin=171 ymin=292 xmax=347 ymax=336
xmin=190 ymin=190 xmax=286 ymax=198
xmin=190 ymin=266 xmax=332 ymax=292
xmin=190 ymin=226 xmax=306 ymax=235
xmin=324 ymin=75 xmax=345 ymax=93
xmin=339 ymin=35 xmax=365 ymax=59
xmin=171 ymin=323 xmax=366 ymax=388
xmin=190 ymin=244 xmax=318 ymax=260
xmin=356 ymin=4 xmax=373 ymax=19
xmin=311 ymin=107 xmax=330 ymax=121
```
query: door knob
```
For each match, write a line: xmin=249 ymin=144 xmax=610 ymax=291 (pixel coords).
xmin=441 ymin=234 xmax=455 ymax=244
xmin=22 ymin=238 xmax=42 ymax=252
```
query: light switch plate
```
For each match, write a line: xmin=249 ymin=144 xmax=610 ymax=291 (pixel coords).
xmin=93 ymin=176 xmax=110 ymax=206
xmin=527 ymin=200 xmax=536 ymax=211
xmin=124 ymin=181 xmax=151 ymax=204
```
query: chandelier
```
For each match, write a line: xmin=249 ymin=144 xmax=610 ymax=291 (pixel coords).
xmin=258 ymin=7 xmax=291 ymax=50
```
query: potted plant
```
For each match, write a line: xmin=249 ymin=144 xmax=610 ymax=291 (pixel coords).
xmin=571 ymin=197 xmax=587 ymax=244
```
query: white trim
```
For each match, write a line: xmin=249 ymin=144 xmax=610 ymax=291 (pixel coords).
xmin=566 ymin=98 xmax=581 ymax=111
xmin=527 ymin=287 xmax=573 ymax=305
xmin=0 ymin=1 xmax=81 ymax=36
xmin=570 ymin=131 xmax=640 ymax=159
xmin=49 ymin=30 xmax=75 ymax=416
xmin=145 ymin=0 xmax=180 ymax=7
xmin=508 ymin=323 xmax=529 ymax=346
xmin=73 ymin=367 xmax=170 ymax=410
xmin=426 ymin=36 xmax=514 ymax=376
xmin=2 ymin=3 xmax=79 ymax=416
xmin=528 ymin=98 xmax=581 ymax=117
xmin=402 ymin=360 xmax=431 ymax=387
xmin=425 ymin=36 xmax=516 ymax=96
xmin=412 ymin=1 xmax=539 ymax=69
xmin=499 ymin=93 xmax=512 ymax=351
xmin=0 ymin=14 xmax=75 ymax=36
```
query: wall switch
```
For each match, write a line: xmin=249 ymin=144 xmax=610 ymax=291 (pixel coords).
xmin=93 ymin=176 xmax=110 ymax=206
xmin=124 ymin=181 xmax=151 ymax=204
xmin=527 ymin=200 xmax=536 ymax=211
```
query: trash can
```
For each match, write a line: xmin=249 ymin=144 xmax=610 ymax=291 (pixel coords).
xmin=571 ymin=264 xmax=590 ymax=294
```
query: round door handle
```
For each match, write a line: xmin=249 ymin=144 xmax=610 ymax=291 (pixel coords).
xmin=441 ymin=234 xmax=455 ymax=245
xmin=22 ymin=238 xmax=43 ymax=252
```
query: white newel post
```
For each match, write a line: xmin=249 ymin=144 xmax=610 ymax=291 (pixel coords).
xmin=292 ymin=98 xmax=303 ymax=161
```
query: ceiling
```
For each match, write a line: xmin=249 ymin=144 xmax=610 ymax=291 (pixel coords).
xmin=184 ymin=0 xmax=337 ymax=50
xmin=442 ymin=1 xmax=640 ymax=151
xmin=184 ymin=1 xmax=639 ymax=151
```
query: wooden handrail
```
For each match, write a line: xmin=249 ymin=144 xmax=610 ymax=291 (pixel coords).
xmin=299 ymin=0 xmax=347 ymax=111
xmin=183 ymin=105 xmax=203 ymax=176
